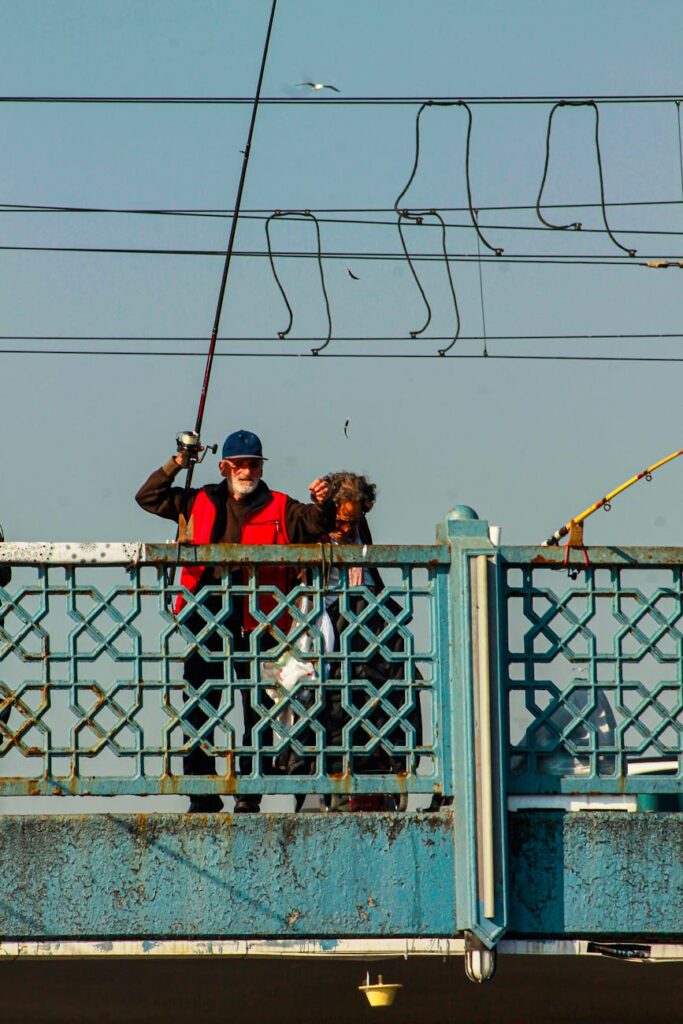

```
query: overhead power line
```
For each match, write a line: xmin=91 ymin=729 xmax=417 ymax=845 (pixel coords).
xmin=3 ymin=204 xmax=683 ymax=239
xmin=2 ymin=332 xmax=682 ymax=343
xmin=0 ymin=244 xmax=670 ymax=266
xmin=1 ymin=348 xmax=683 ymax=362
xmin=2 ymin=199 xmax=682 ymax=217
xmin=0 ymin=94 xmax=681 ymax=105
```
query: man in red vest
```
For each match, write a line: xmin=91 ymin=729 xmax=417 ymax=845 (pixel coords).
xmin=136 ymin=428 xmax=334 ymax=812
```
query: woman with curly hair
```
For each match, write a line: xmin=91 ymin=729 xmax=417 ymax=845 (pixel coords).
xmin=324 ymin=471 xmax=376 ymax=548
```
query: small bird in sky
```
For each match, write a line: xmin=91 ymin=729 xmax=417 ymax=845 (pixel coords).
xmin=344 ymin=419 xmax=350 ymax=438
xmin=347 ymin=268 xmax=360 ymax=280
xmin=299 ymin=81 xmax=340 ymax=92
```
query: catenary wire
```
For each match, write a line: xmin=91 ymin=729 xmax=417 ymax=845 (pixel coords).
xmin=1 ymin=332 xmax=681 ymax=342
xmin=0 ymin=94 xmax=681 ymax=105
xmin=2 ymin=198 xmax=682 ymax=214
xmin=2 ymin=348 xmax=683 ymax=362
xmin=1 ymin=204 xmax=682 ymax=238
xmin=0 ymin=244 xmax=670 ymax=264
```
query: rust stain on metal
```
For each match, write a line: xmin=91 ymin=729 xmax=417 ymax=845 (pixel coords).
xmin=328 ymin=767 xmax=353 ymax=794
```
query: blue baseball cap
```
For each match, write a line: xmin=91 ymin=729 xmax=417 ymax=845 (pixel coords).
xmin=221 ymin=429 xmax=267 ymax=460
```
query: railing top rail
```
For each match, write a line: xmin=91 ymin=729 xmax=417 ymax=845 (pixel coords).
xmin=0 ymin=541 xmax=449 ymax=568
xmin=4 ymin=541 xmax=683 ymax=569
xmin=499 ymin=544 xmax=683 ymax=569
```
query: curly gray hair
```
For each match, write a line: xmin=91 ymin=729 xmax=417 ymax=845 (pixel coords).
xmin=324 ymin=471 xmax=376 ymax=514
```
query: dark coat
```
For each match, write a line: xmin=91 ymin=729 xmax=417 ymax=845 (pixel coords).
xmin=136 ymin=461 xmax=335 ymax=544
xmin=288 ymin=516 xmax=423 ymax=777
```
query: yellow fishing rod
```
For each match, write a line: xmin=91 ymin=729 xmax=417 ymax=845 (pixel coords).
xmin=544 ymin=448 xmax=683 ymax=548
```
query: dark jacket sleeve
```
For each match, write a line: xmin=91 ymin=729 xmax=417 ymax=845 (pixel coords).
xmin=135 ymin=459 xmax=195 ymax=523
xmin=284 ymin=497 xmax=336 ymax=542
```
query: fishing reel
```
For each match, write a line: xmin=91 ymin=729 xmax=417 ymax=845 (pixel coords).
xmin=175 ymin=430 xmax=217 ymax=468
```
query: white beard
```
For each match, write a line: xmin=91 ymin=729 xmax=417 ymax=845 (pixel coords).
xmin=230 ymin=477 xmax=259 ymax=498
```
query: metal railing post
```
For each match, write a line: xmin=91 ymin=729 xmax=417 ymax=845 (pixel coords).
xmin=437 ymin=507 xmax=508 ymax=950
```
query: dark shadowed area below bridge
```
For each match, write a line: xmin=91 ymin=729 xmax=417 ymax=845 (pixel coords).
xmin=0 ymin=954 xmax=681 ymax=1023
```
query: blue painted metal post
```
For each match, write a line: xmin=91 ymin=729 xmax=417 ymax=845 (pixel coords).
xmin=438 ymin=507 xmax=508 ymax=949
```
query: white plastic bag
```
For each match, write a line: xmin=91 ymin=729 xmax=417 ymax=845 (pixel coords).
xmin=262 ymin=596 xmax=334 ymax=723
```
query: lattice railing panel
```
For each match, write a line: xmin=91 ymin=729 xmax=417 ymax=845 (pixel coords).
xmin=501 ymin=550 xmax=683 ymax=793
xmin=0 ymin=544 xmax=446 ymax=797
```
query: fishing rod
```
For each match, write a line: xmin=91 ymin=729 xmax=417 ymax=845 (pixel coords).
xmin=176 ymin=0 xmax=279 ymax=507
xmin=544 ymin=448 xmax=683 ymax=551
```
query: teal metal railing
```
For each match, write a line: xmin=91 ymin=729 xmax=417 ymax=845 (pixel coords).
xmin=0 ymin=541 xmax=448 ymax=799
xmin=1 ymin=528 xmax=683 ymax=806
xmin=0 ymin=530 xmax=680 ymax=806
xmin=500 ymin=545 xmax=683 ymax=795
xmin=2 ymin=519 xmax=682 ymax=949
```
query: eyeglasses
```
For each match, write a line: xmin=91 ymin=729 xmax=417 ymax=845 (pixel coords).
xmin=225 ymin=458 xmax=263 ymax=471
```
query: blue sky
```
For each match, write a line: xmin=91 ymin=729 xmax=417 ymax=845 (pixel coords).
xmin=1 ymin=1 xmax=683 ymax=548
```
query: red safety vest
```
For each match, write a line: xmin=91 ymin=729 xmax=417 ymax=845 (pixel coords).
xmin=175 ymin=489 xmax=291 ymax=630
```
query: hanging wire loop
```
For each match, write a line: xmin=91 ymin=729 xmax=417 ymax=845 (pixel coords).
xmin=393 ymin=100 xmax=503 ymax=352
xmin=265 ymin=210 xmax=333 ymax=354
xmin=395 ymin=100 xmax=503 ymax=254
xmin=536 ymin=100 xmax=637 ymax=257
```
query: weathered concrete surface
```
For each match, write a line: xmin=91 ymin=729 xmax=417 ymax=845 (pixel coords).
xmin=2 ymin=811 xmax=681 ymax=942
xmin=509 ymin=811 xmax=683 ymax=935
xmin=0 ymin=955 xmax=681 ymax=1024
xmin=0 ymin=812 xmax=454 ymax=938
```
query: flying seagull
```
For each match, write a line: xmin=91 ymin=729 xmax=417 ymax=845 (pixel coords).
xmin=299 ymin=82 xmax=340 ymax=92
xmin=347 ymin=268 xmax=360 ymax=281
xmin=344 ymin=419 xmax=350 ymax=438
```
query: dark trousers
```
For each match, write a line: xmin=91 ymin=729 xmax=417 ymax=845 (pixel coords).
xmin=182 ymin=605 xmax=279 ymax=789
